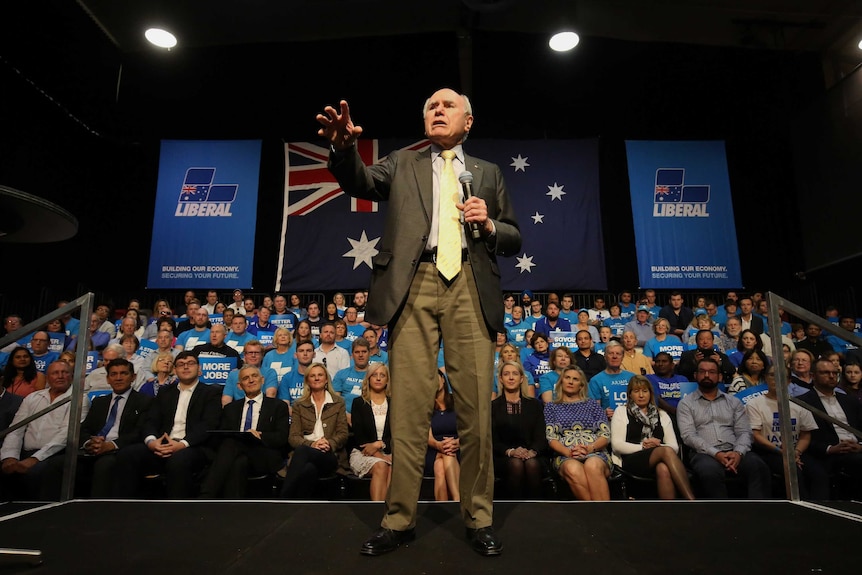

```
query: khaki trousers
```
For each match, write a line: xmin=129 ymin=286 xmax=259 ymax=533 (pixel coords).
xmin=381 ymin=261 xmax=495 ymax=530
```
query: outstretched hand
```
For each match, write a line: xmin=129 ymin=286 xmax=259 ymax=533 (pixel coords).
xmin=316 ymin=100 xmax=363 ymax=151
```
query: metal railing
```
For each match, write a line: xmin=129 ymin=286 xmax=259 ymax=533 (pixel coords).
xmin=0 ymin=293 xmax=94 ymax=502
xmin=766 ymin=291 xmax=862 ymax=501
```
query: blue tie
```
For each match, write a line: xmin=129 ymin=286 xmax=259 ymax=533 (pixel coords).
xmin=98 ymin=395 xmax=122 ymax=437
xmin=243 ymin=399 xmax=255 ymax=432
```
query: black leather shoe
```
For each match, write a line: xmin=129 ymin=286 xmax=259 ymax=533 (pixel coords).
xmin=466 ymin=526 xmax=503 ymax=556
xmin=360 ymin=527 xmax=416 ymax=556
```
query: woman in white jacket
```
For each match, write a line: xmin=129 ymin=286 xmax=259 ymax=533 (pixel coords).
xmin=611 ymin=375 xmax=695 ymax=500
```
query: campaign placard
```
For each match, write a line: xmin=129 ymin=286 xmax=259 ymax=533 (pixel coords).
xmin=198 ymin=356 xmax=237 ymax=385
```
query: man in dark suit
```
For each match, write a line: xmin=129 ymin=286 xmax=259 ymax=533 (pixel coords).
xmin=799 ymin=358 xmax=862 ymax=498
xmin=113 ymin=351 xmax=221 ymax=498
xmin=0 ymin=386 xmax=23 ymax=432
xmin=737 ymin=297 xmax=764 ymax=335
xmin=79 ymin=358 xmax=152 ymax=497
xmin=199 ymin=366 xmax=289 ymax=498
xmin=319 ymin=88 xmax=520 ymax=556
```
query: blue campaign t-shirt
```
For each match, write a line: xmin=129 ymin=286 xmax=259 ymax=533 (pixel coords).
xmin=646 ymin=373 xmax=690 ymax=408
xmin=332 ymin=367 xmax=367 ymax=414
xmin=223 ymin=365 xmax=279 ymax=400
xmin=226 ymin=332 xmax=254 ymax=356
xmin=619 ymin=303 xmax=637 ymax=321
xmin=261 ymin=349 xmax=295 ymax=385
xmin=277 ymin=369 xmax=306 ymax=404
xmin=603 ymin=317 xmax=627 ymax=337
xmin=176 ymin=328 xmax=210 ymax=351
xmin=588 ymin=370 xmax=636 ymax=409
xmin=643 ymin=335 xmax=685 ymax=361
xmin=505 ymin=320 xmax=531 ymax=348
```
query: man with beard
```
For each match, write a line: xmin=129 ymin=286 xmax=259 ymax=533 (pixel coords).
xmin=677 ymin=358 xmax=770 ymax=499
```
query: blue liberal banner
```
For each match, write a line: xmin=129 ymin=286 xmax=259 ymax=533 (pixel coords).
xmin=147 ymin=140 xmax=262 ymax=289
xmin=199 ymin=356 xmax=237 ymax=385
xmin=625 ymin=141 xmax=741 ymax=289
xmin=278 ymin=139 xmax=605 ymax=292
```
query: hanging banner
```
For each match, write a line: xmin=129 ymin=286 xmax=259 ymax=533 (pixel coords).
xmin=625 ymin=141 xmax=742 ymax=289
xmin=278 ymin=139 xmax=605 ymax=292
xmin=147 ymin=140 xmax=262 ymax=289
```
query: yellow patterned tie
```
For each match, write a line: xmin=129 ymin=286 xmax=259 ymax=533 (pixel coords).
xmin=436 ymin=150 xmax=462 ymax=281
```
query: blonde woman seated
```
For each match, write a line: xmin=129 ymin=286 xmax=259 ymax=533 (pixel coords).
xmin=349 ymin=363 xmax=392 ymax=501
xmin=280 ymin=362 xmax=349 ymax=499
xmin=426 ymin=371 xmax=460 ymax=501
xmin=139 ymin=352 xmax=179 ymax=397
xmin=544 ymin=366 xmax=611 ymax=500
xmin=492 ymin=361 xmax=548 ymax=498
xmin=611 ymin=375 xmax=695 ymax=500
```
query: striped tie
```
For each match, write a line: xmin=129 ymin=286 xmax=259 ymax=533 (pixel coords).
xmin=436 ymin=149 xmax=462 ymax=281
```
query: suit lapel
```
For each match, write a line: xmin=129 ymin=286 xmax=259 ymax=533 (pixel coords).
xmin=464 ymin=153 xmax=484 ymax=198
xmin=414 ymin=149 xmax=432 ymax=226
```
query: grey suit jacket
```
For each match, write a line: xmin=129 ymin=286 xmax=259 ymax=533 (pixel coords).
xmin=329 ymin=146 xmax=521 ymax=334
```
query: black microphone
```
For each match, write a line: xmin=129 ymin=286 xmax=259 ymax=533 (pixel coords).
xmin=458 ymin=171 xmax=481 ymax=240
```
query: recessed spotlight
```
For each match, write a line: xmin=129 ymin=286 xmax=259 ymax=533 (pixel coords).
xmin=857 ymin=38 xmax=862 ymax=50
xmin=549 ymin=31 xmax=580 ymax=52
xmin=145 ymin=28 xmax=178 ymax=49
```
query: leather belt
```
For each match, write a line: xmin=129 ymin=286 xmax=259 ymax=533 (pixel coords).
xmin=419 ymin=248 xmax=469 ymax=263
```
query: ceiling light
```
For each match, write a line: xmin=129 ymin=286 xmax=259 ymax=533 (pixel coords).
xmin=549 ymin=31 xmax=580 ymax=52
xmin=857 ymin=38 xmax=862 ymax=50
xmin=145 ymin=28 xmax=177 ymax=49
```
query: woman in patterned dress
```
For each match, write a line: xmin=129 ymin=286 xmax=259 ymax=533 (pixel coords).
xmin=544 ymin=365 xmax=611 ymax=500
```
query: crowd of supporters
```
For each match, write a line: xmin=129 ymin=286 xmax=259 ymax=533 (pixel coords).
xmin=1 ymin=288 xmax=860 ymax=502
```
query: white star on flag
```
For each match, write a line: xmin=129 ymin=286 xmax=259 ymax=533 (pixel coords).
xmin=515 ymin=253 xmax=536 ymax=274
xmin=342 ymin=230 xmax=380 ymax=270
xmin=510 ymin=155 xmax=530 ymax=172
xmin=531 ymin=211 xmax=544 ymax=224
xmin=546 ymin=183 xmax=566 ymax=201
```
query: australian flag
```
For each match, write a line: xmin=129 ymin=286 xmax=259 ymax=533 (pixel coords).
xmin=179 ymin=168 xmax=215 ymax=201
xmin=654 ymin=168 xmax=684 ymax=203
xmin=277 ymin=139 xmax=606 ymax=292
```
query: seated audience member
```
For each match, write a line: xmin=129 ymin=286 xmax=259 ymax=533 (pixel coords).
xmin=595 ymin=326 xmax=613 ymax=354
xmin=110 ymin=317 xmax=139 ymax=346
xmin=686 ymin=313 xmax=721 ymax=347
xmin=78 ymin=358 xmax=153 ymax=498
xmin=292 ymin=320 xmax=318 ymax=353
xmin=139 ymin=352 xmax=179 ymax=397
xmin=525 ymin=299 xmax=545 ymax=330
xmin=314 ymin=324 xmax=350 ymax=380
xmin=277 ymin=341 xmax=315 ymax=408
xmin=261 ymin=295 xmax=274 ymax=311
xmin=736 ymin=297 xmax=764 ymax=335
xmin=287 ymin=294 xmax=307 ymax=320
xmin=544 ymin=366 xmax=611 ymax=501
xmin=263 ymin=327 xmax=294 ymax=386
xmin=618 ymin=290 xmax=637 ymax=320
xmin=795 ymin=323 xmax=833 ymax=360
xmin=0 ymin=361 xmax=72 ymax=501
xmin=572 ymin=309 xmax=599 ymax=343
xmin=519 ymin=329 xmax=536 ymax=365
xmin=588 ymin=341 xmax=635 ymax=420
xmin=113 ymin=352 xmax=222 ymax=498
xmin=659 ymin=292 xmax=694 ymax=339
xmin=173 ymin=302 xmax=200 ymax=337
xmin=643 ymin=318 xmax=684 ymax=363
xmin=332 ymin=338 xmax=372 ymax=425
xmin=85 ymin=344 xmax=125 ymax=392
xmin=323 ymin=302 xmax=340 ymax=324
xmin=492 ymin=361 xmax=547 ymax=499
xmin=363 ymin=328 xmax=388 ymax=365
xmin=0 ymin=380 xmax=23 ymax=432
xmin=587 ymin=296 xmax=609 ymax=326
xmin=623 ymin=305 xmax=654 ymax=348
xmin=349 ymin=363 xmax=392 ymax=501
xmin=798 ymin=359 xmax=862 ymax=499
xmin=343 ymin=307 xmax=367 ymax=341
xmin=505 ymin=306 xmax=530 ymax=349
xmin=426 ymin=371 xmax=460 ymax=501
xmin=144 ymin=301 xmax=177 ymax=339
xmin=333 ymin=292 xmax=348 ymax=316
xmin=728 ymin=349 xmax=769 ymax=394
xmin=559 ymin=294 xmax=578 ymax=324
xmin=620 ymin=330 xmax=653 ymax=376
xmin=174 ymin=308 xmax=211 ymax=352
xmin=677 ymin=330 xmax=736 ymax=386
xmin=728 ymin=329 xmax=763 ymax=368
xmin=305 ymin=302 xmax=325 ymax=338
xmin=494 ymin=343 xmax=521 ymax=396
xmin=192 ymin=324 xmax=242 ymax=366
xmin=646 ymin=352 xmax=689 ymax=417
xmin=611 ymin=375 xmax=695 ymax=500
xmin=222 ymin=340 xmax=278 ymax=406
xmin=524 ymin=332 xmax=551 ymax=393
xmin=717 ymin=316 xmax=742 ymax=355
xmin=199 ymin=366 xmax=290 ymax=499
xmin=839 ymin=361 xmax=862 ymax=406
xmin=746 ymin=364 xmax=828 ymax=500
xmin=333 ymin=319 xmax=351 ymax=351
xmin=602 ymin=304 xmax=627 ymax=338
xmin=677 ymin=358 xmax=771 ymax=499
xmin=226 ymin=315 xmax=254 ymax=355
xmin=203 ymin=290 xmax=219 ymax=315
xmin=248 ymin=305 xmax=275 ymax=339
xmin=3 ymin=347 xmax=46 ymax=397
xmin=152 ymin=329 xmax=179 ymax=360
xmin=538 ymin=346 xmax=576 ymax=402
xmin=29 ymin=332 xmax=59 ymax=374
xmin=572 ymin=330 xmax=607 ymax=382
xmin=789 ymin=349 xmax=816 ymax=390
xmin=281 ymin=363 xmax=348 ymax=499
xmin=227 ymin=289 xmax=246 ymax=316
xmin=827 ymin=316 xmax=861 ymax=354
xmin=533 ymin=302 xmax=571 ymax=336
xmin=119 ymin=334 xmax=145 ymax=375
xmin=502 ymin=293 xmax=516 ymax=324
xmin=94 ymin=304 xmax=117 ymax=339
xmin=67 ymin=313 xmax=111 ymax=352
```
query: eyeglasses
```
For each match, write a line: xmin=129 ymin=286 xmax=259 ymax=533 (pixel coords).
xmin=244 ymin=351 xmax=261 ymax=355
xmin=175 ymin=360 xmax=197 ymax=368
xmin=816 ymin=370 xmax=839 ymax=377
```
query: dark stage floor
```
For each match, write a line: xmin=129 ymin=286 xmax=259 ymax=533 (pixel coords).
xmin=0 ymin=500 xmax=860 ymax=574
